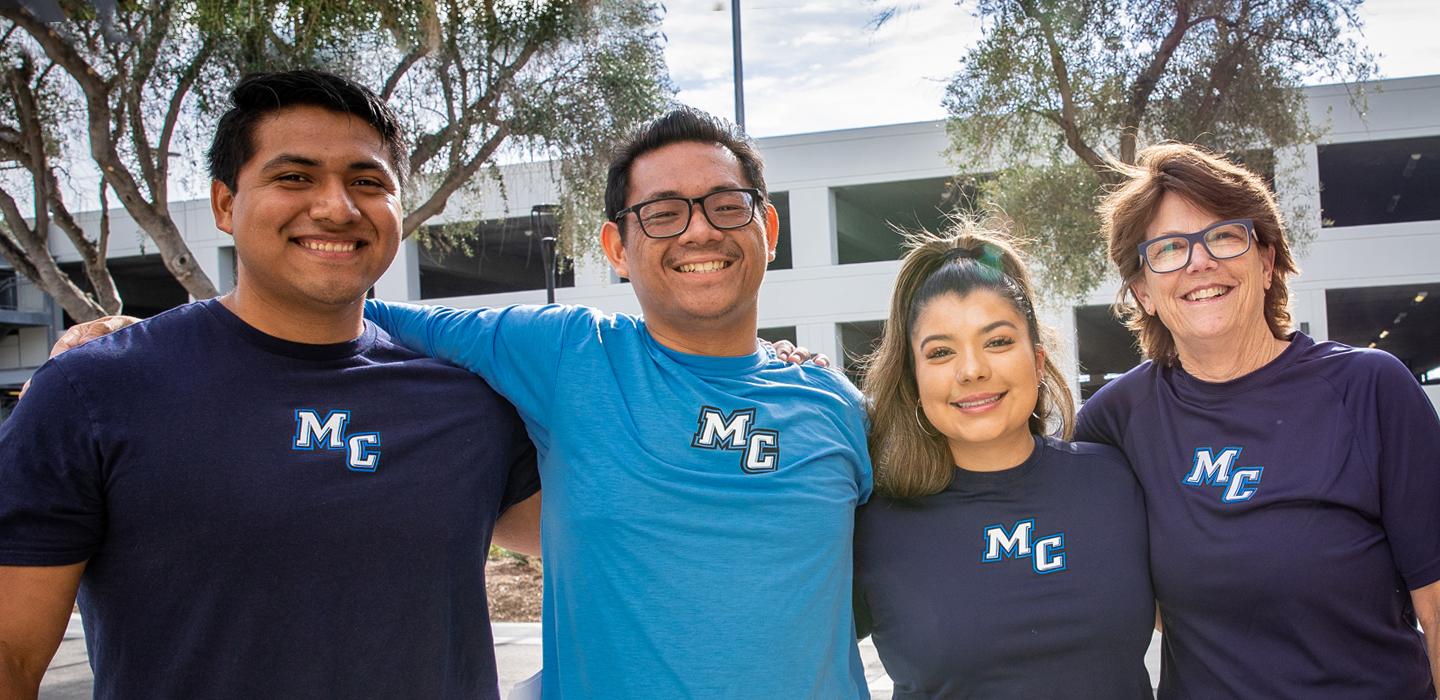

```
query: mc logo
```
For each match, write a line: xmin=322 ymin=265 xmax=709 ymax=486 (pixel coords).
xmin=981 ymin=519 xmax=1067 ymax=574
xmin=1182 ymin=446 xmax=1263 ymax=502
xmin=690 ymin=406 xmax=780 ymax=474
xmin=292 ymin=409 xmax=382 ymax=472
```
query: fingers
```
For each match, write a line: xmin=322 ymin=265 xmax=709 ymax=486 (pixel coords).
xmin=49 ymin=315 xmax=141 ymax=359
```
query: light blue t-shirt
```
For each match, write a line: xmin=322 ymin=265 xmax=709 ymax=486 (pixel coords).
xmin=365 ymin=301 xmax=873 ymax=699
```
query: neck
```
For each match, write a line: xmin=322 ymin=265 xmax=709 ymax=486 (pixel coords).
xmin=220 ymin=288 xmax=365 ymax=345
xmin=949 ymin=430 xmax=1036 ymax=473
xmin=1176 ymin=326 xmax=1289 ymax=382
xmin=644 ymin=316 xmax=759 ymax=357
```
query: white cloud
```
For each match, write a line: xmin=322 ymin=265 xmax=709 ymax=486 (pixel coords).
xmin=661 ymin=0 xmax=1438 ymax=137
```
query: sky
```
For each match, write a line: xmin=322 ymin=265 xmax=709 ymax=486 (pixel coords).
xmin=660 ymin=0 xmax=1440 ymax=137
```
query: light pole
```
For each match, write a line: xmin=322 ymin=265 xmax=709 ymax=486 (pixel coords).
xmin=730 ymin=0 xmax=745 ymax=130
xmin=530 ymin=204 xmax=559 ymax=304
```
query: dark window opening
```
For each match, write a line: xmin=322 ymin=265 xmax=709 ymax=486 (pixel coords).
xmin=838 ymin=320 xmax=885 ymax=384
xmin=60 ymin=254 xmax=189 ymax=324
xmin=1326 ymin=282 xmax=1440 ymax=384
xmin=419 ymin=216 xmax=575 ymax=299
xmin=758 ymin=326 xmax=798 ymax=347
xmin=1074 ymin=304 xmax=1142 ymax=400
xmin=768 ymin=191 xmax=793 ymax=270
xmin=835 ymin=176 xmax=982 ymax=264
xmin=1318 ymin=136 xmax=1440 ymax=227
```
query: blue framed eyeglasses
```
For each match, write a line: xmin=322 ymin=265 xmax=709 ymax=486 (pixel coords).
xmin=1138 ymin=219 xmax=1256 ymax=274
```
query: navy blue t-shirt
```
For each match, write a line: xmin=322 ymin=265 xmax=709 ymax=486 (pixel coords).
xmin=1076 ymin=332 xmax=1440 ymax=699
xmin=854 ymin=436 xmax=1153 ymax=699
xmin=0 ymin=300 xmax=540 ymax=699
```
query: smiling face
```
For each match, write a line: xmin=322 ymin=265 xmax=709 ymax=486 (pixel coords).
xmin=601 ymin=140 xmax=778 ymax=354
xmin=1130 ymin=192 xmax=1276 ymax=354
xmin=212 ymin=105 xmax=402 ymax=325
xmin=912 ymin=290 xmax=1044 ymax=469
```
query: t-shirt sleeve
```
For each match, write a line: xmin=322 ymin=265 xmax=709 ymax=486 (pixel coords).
xmin=823 ymin=367 xmax=874 ymax=505
xmin=1074 ymin=382 xmax=1122 ymax=447
xmin=1366 ymin=356 xmax=1440 ymax=590
xmin=364 ymin=300 xmax=577 ymax=423
xmin=498 ymin=408 xmax=541 ymax=514
xmin=0 ymin=360 xmax=106 ymax=566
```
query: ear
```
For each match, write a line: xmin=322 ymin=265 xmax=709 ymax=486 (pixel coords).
xmin=211 ymin=180 xmax=236 ymax=237
xmin=1131 ymin=278 xmax=1155 ymax=316
xmin=601 ymin=220 xmax=629 ymax=279
xmin=763 ymin=202 xmax=779 ymax=261
xmin=1033 ymin=345 xmax=1047 ymax=384
xmin=1260 ymin=243 xmax=1277 ymax=290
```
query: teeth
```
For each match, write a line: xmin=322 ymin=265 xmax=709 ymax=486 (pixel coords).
xmin=678 ymin=260 xmax=729 ymax=273
xmin=1185 ymin=286 xmax=1229 ymax=301
xmin=955 ymin=395 xmax=1002 ymax=408
xmin=300 ymin=240 xmax=358 ymax=253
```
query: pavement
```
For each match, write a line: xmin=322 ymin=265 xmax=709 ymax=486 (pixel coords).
xmin=43 ymin=615 xmax=1163 ymax=698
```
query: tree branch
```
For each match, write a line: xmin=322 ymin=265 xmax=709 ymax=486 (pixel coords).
xmin=410 ymin=38 xmax=541 ymax=173
xmin=1120 ymin=2 xmax=1195 ymax=164
xmin=1016 ymin=0 xmax=1109 ymax=174
xmin=403 ymin=122 xmax=510 ymax=234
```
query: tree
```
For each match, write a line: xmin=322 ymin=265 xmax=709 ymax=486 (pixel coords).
xmin=2 ymin=0 xmax=221 ymax=320
xmin=941 ymin=0 xmax=1376 ymax=298
xmin=1 ymin=0 xmax=670 ymax=322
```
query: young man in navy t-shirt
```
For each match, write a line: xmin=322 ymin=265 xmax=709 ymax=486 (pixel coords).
xmin=0 ymin=71 xmax=539 ymax=698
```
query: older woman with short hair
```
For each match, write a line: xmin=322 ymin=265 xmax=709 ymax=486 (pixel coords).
xmin=1077 ymin=142 xmax=1440 ymax=699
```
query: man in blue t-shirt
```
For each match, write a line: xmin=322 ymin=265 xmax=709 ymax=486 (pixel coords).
xmin=0 ymin=71 xmax=539 ymax=699
xmin=363 ymin=107 xmax=874 ymax=698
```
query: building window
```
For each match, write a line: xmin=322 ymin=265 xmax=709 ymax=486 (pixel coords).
xmin=60 ymin=254 xmax=189 ymax=323
xmin=834 ymin=176 xmax=979 ymax=264
xmin=1326 ymin=282 xmax=1439 ymax=384
xmin=757 ymin=326 xmax=797 ymax=348
xmin=769 ymin=191 xmax=793 ymax=270
xmin=1318 ymin=136 xmax=1440 ymax=227
xmin=838 ymin=320 xmax=885 ymax=384
xmin=419 ymin=217 xmax=574 ymax=299
xmin=1074 ymin=304 xmax=1142 ymax=400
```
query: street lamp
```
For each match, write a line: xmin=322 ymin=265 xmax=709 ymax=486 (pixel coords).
xmin=713 ymin=1 xmax=745 ymax=130
xmin=530 ymin=204 xmax=559 ymax=304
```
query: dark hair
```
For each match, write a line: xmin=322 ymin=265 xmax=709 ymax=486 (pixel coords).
xmin=1099 ymin=143 xmax=1298 ymax=364
xmin=208 ymin=70 xmax=409 ymax=191
xmin=860 ymin=220 xmax=1075 ymax=499
xmin=604 ymin=106 xmax=766 ymax=240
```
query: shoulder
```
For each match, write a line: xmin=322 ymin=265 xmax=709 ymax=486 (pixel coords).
xmin=49 ymin=302 xmax=211 ymax=378
xmin=772 ymin=362 xmax=868 ymax=417
xmin=1292 ymin=336 xmax=1414 ymax=387
xmin=1085 ymin=360 xmax=1162 ymax=407
xmin=1039 ymin=436 xmax=1133 ymax=475
xmin=1076 ymin=360 xmax=1161 ymax=435
xmin=1037 ymin=437 xmax=1144 ymax=507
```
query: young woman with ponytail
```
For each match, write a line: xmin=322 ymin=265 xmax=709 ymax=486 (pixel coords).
xmin=852 ymin=220 xmax=1155 ymax=698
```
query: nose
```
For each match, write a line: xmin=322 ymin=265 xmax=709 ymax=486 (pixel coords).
xmin=675 ymin=201 xmax=726 ymax=245
xmin=1185 ymin=239 xmax=1219 ymax=273
xmin=954 ymin=347 xmax=990 ymax=384
xmin=309 ymin=177 xmax=361 ymax=225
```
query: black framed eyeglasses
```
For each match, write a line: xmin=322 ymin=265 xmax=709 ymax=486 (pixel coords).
xmin=1138 ymin=219 xmax=1256 ymax=274
xmin=612 ymin=188 xmax=763 ymax=239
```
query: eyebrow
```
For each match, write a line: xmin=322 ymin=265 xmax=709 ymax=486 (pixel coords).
xmin=260 ymin=154 xmax=394 ymax=175
xmin=636 ymin=184 xmax=746 ymax=201
xmin=917 ymin=320 xmax=1018 ymax=348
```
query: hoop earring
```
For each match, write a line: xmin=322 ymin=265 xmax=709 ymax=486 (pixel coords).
xmin=915 ymin=403 xmax=940 ymax=438
xmin=1032 ymin=381 xmax=1045 ymax=422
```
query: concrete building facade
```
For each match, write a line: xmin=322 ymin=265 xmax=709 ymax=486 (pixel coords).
xmin=4 ymin=75 xmax=1438 ymax=420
